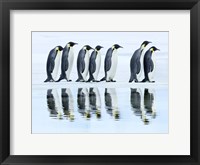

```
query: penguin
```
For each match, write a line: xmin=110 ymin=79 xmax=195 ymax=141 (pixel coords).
xmin=100 ymin=44 xmax=123 ymax=82
xmin=44 ymin=46 xmax=63 ymax=82
xmin=129 ymin=41 xmax=151 ymax=83
xmin=56 ymin=42 xmax=78 ymax=82
xmin=87 ymin=45 xmax=103 ymax=82
xmin=76 ymin=45 xmax=94 ymax=82
xmin=142 ymin=46 xmax=160 ymax=83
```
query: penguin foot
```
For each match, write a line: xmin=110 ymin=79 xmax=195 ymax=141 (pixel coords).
xmin=87 ymin=79 xmax=93 ymax=82
xmin=141 ymin=79 xmax=147 ymax=83
xmin=111 ymin=79 xmax=116 ymax=82
xmin=100 ymin=77 xmax=106 ymax=81
xmin=134 ymin=79 xmax=139 ymax=83
xmin=55 ymin=79 xmax=61 ymax=82
xmin=44 ymin=78 xmax=54 ymax=82
xmin=68 ymin=79 xmax=72 ymax=82
xmin=94 ymin=80 xmax=100 ymax=82
xmin=129 ymin=80 xmax=133 ymax=83
xmin=44 ymin=79 xmax=49 ymax=83
xmin=150 ymin=81 xmax=155 ymax=83
xmin=76 ymin=78 xmax=84 ymax=82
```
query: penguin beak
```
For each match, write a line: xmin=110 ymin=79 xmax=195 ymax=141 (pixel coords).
xmin=74 ymin=43 xmax=78 ymax=45
xmin=119 ymin=46 xmax=123 ymax=48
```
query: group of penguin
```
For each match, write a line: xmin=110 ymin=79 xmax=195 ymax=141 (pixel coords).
xmin=44 ymin=41 xmax=159 ymax=83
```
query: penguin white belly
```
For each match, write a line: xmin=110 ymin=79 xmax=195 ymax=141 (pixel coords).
xmin=93 ymin=53 xmax=101 ymax=80
xmin=148 ymin=56 xmax=156 ymax=81
xmin=66 ymin=50 xmax=74 ymax=79
xmin=52 ymin=51 xmax=61 ymax=81
xmin=82 ymin=52 xmax=89 ymax=81
xmin=107 ymin=50 xmax=118 ymax=80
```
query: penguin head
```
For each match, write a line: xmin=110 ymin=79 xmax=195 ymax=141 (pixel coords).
xmin=83 ymin=45 xmax=94 ymax=51
xmin=150 ymin=46 xmax=160 ymax=53
xmin=95 ymin=45 xmax=103 ymax=51
xmin=113 ymin=44 xmax=123 ymax=49
xmin=141 ymin=41 xmax=151 ymax=49
xmin=68 ymin=42 xmax=78 ymax=47
xmin=56 ymin=46 xmax=63 ymax=51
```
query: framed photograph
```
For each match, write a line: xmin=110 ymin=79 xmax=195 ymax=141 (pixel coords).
xmin=1 ymin=0 xmax=200 ymax=164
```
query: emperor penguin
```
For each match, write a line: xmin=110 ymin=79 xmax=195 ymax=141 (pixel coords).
xmin=56 ymin=42 xmax=78 ymax=82
xmin=44 ymin=46 xmax=63 ymax=82
xmin=87 ymin=45 xmax=103 ymax=82
xmin=129 ymin=41 xmax=151 ymax=83
xmin=100 ymin=44 xmax=123 ymax=82
xmin=142 ymin=46 xmax=160 ymax=83
xmin=76 ymin=45 xmax=94 ymax=82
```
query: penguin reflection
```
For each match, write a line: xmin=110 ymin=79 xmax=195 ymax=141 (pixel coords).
xmin=144 ymin=89 xmax=156 ymax=118
xmin=130 ymin=88 xmax=151 ymax=125
xmin=104 ymin=88 xmax=120 ymax=120
xmin=89 ymin=88 xmax=101 ymax=119
xmin=46 ymin=89 xmax=63 ymax=119
xmin=47 ymin=89 xmax=58 ymax=117
xmin=77 ymin=88 xmax=91 ymax=119
xmin=61 ymin=88 xmax=75 ymax=121
xmin=130 ymin=88 xmax=142 ymax=116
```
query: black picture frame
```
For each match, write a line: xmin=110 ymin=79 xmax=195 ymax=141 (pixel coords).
xmin=0 ymin=0 xmax=199 ymax=164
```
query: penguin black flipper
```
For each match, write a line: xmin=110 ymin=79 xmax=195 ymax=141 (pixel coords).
xmin=136 ymin=59 xmax=141 ymax=74
xmin=142 ymin=57 xmax=151 ymax=82
xmin=56 ymin=56 xmax=69 ymax=82
xmin=50 ymin=58 xmax=55 ymax=73
xmin=105 ymin=48 xmax=112 ymax=72
xmin=88 ymin=57 xmax=96 ymax=82
xmin=150 ymin=59 xmax=154 ymax=72
xmin=80 ymin=61 xmax=85 ymax=74
xmin=62 ymin=48 xmax=70 ymax=72
xmin=89 ymin=52 xmax=97 ymax=74
xmin=76 ymin=49 xmax=86 ymax=82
